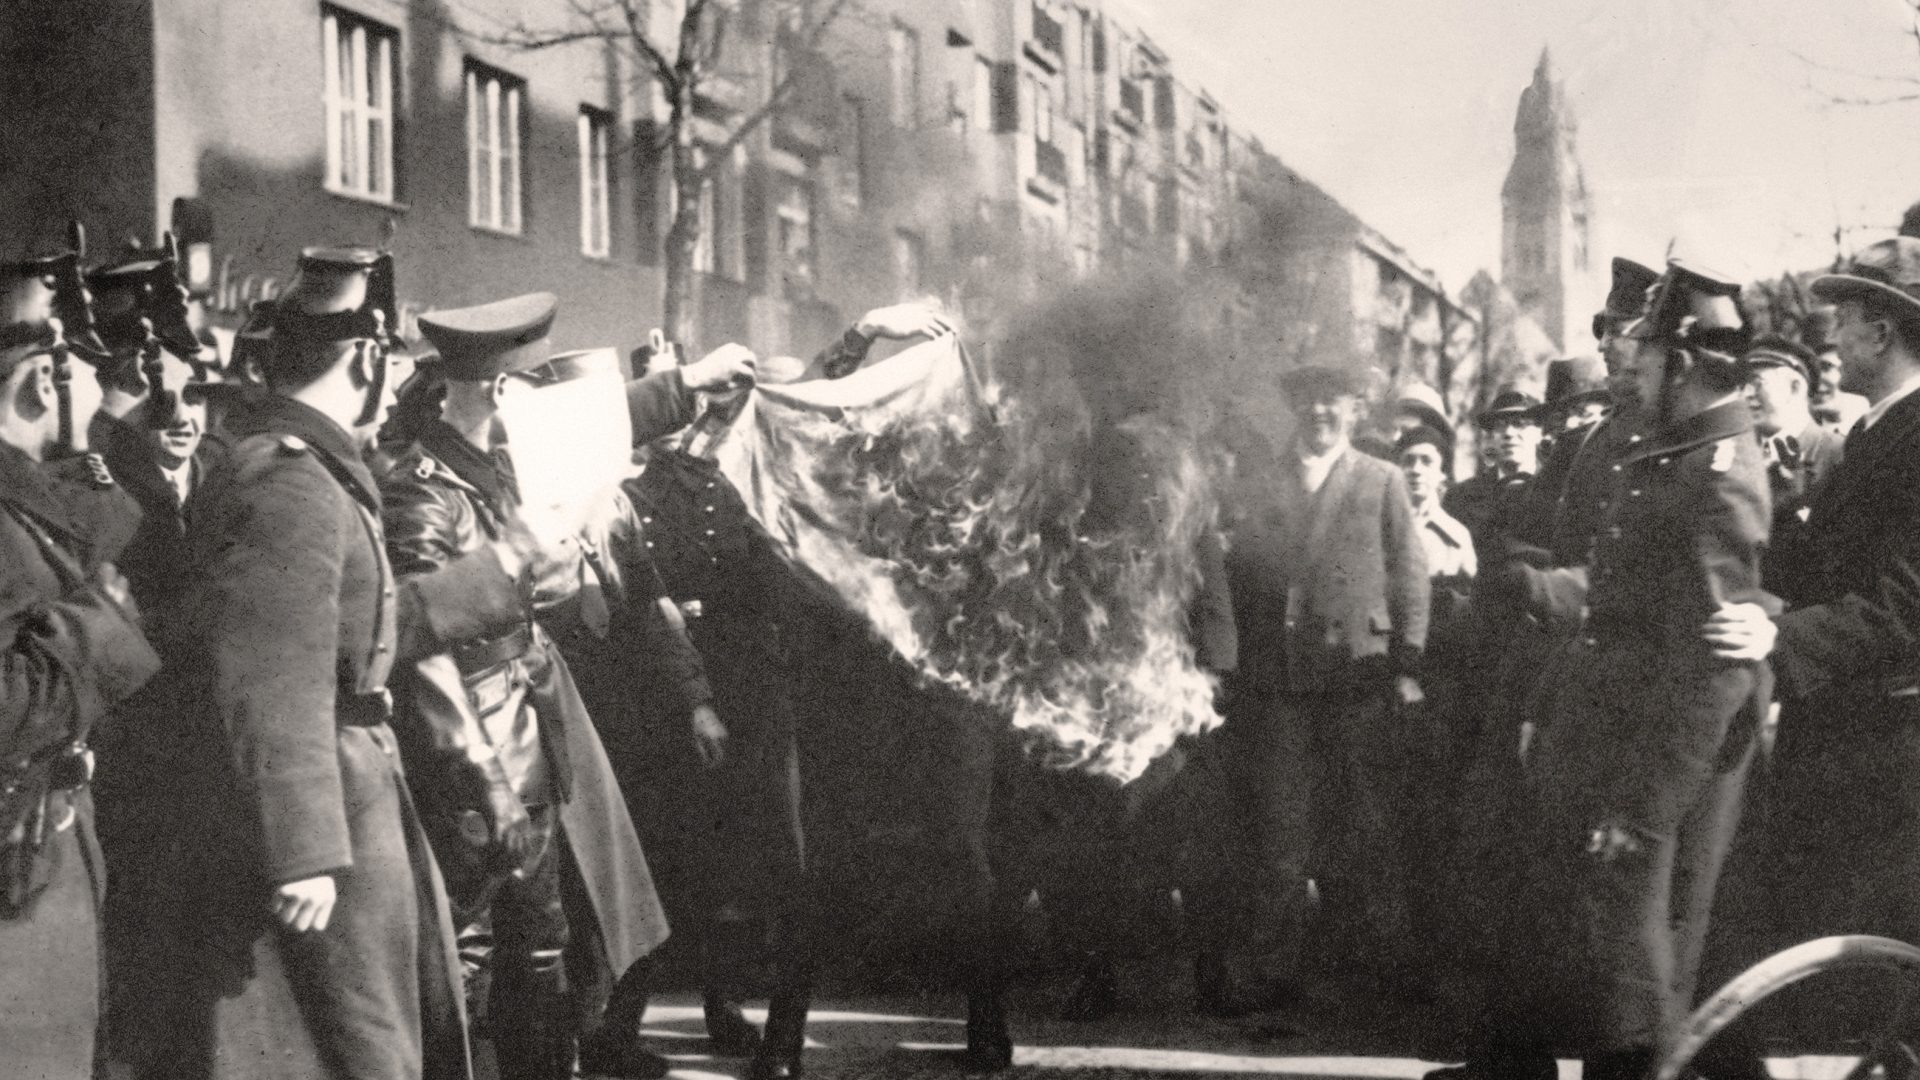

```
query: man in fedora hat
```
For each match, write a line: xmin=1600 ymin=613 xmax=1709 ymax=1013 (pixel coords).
xmin=1537 ymin=355 xmax=1611 ymax=437
xmin=0 ymin=254 xmax=160 ymax=1079
xmin=1698 ymin=237 xmax=1920 ymax=1063
xmin=1443 ymin=388 xmax=1545 ymax=560
xmin=1222 ymin=362 xmax=1428 ymax=1001
xmin=1802 ymin=305 xmax=1870 ymax=434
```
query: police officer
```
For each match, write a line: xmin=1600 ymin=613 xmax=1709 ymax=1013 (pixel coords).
xmin=125 ymin=247 xmax=523 ymax=1080
xmin=1441 ymin=261 xmax=1771 ymax=1080
xmin=0 ymin=255 xmax=159 ymax=1080
xmin=381 ymin=293 xmax=694 ymax=1080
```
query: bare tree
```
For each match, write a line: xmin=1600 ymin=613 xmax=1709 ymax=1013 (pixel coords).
xmin=492 ymin=0 xmax=853 ymax=348
xmin=1781 ymin=0 xmax=1920 ymax=107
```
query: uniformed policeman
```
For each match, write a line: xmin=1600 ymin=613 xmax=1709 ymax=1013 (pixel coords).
xmin=1442 ymin=261 xmax=1771 ymax=1080
xmin=122 ymin=247 xmax=521 ymax=1080
xmin=382 ymin=293 xmax=698 ymax=1080
xmin=0 ymin=254 xmax=159 ymax=1079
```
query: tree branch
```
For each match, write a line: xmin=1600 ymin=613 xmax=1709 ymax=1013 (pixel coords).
xmin=699 ymin=0 xmax=854 ymax=168
xmin=618 ymin=0 xmax=680 ymax=94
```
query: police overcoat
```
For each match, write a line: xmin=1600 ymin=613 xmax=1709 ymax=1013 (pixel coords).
xmin=128 ymin=394 xmax=473 ymax=1080
xmin=380 ymin=420 xmax=669 ymax=977
xmin=1523 ymin=400 xmax=1771 ymax=1054
xmin=0 ymin=442 xmax=158 ymax=1080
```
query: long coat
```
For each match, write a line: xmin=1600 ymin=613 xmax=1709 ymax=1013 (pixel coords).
xmin=1750 ymin=389 xmax=1920 ymax=956
xmin=1523 ymin=401 xmax=1771 ymax=1054
xmin=379 ymin=420 xmax=670 ymax=980
xmin=122 ymin=395 xmax=475 ymax=1080
xmin=0 ymin=443 xmax=158 ymax=1080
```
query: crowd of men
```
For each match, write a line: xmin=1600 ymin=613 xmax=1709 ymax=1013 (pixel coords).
xmin=1185 ymin=227 xmax=1920 ymax=1080
xmin=0 ymin=230 xmax=960 ymax=1080
xmin=8 ymin=200 xmax=1920 ymax=1080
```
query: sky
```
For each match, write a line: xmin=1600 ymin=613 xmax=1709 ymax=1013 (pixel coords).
xmin=1116 ymin=0 xmax=1920 ymax=293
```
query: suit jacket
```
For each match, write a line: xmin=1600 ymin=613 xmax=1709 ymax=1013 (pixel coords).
xmin=1228 ymin=445 xmax=1429 ymax=696
xmin=96 ymin=411 xmax=228 ymax=632
xmin=1761 ymin=419 xmax=1843 ymax=605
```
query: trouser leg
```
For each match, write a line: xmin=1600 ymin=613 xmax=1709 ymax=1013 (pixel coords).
xmin=488 ymin=806 xmax=575 ymax=1080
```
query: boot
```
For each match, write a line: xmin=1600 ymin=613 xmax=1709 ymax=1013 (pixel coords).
xmin=747 ymin=984 xmax=811 ymax=1080
xmin=963 ymin=985 xmax=1014 ymax=1073
xmin=704 ymin=988 xmax=762 ymax=1057
xmin=578 ymin=957 xmax=669 ymax=1080
xmin=1059 ymin=952 xmax=1119 ymax=1023
xmin=703 ymin=917 xmax=764 ymax=1056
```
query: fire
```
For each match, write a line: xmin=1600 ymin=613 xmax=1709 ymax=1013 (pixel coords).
xmin=721 ymin=335 xmax=1223 ymax=783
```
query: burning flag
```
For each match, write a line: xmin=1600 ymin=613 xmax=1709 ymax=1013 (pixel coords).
xmin=710 ymin=333 xmax=1223 ymax=783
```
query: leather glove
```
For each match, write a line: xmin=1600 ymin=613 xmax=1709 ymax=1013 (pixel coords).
xmin=458 ymin=756 xmax=542 ymax=881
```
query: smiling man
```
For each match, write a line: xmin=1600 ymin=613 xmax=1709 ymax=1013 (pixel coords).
xmin=1221 ymin=363 xmax=1427 ymax=1005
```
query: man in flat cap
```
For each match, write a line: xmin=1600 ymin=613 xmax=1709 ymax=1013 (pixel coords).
xmin=1699 ymin=237 xmax=1920 ymax=1064
xmin=381 ymin=292 xmax=706 ymax=1080
xmin=1740 ymin=335 xmax=1842 ymax=599
xmin=0 ymin=255 xmax=159 ymax=1078
xmin=1221 ymin=362 xmax=1427 ymax=1003
xmin=121 ymin=248 xmax=536 ymax=1080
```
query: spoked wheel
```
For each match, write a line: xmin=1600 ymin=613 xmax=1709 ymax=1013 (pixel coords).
xmin=1656 ymin=936 xmax=1920 ymax=1080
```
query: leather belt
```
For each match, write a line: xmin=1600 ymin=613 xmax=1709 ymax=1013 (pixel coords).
xmin=339 ymin=689 xmax=394 ymax=727
xmin=452 ymin=623 xmax=534 ymax=673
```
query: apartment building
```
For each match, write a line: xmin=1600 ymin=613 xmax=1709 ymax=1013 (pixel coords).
xmin=0 ymin=0 xmax=1476 ymax=394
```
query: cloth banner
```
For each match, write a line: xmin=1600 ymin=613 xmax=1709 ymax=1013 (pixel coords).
xmin=709 ymin=335 xmax=1220 ymax=783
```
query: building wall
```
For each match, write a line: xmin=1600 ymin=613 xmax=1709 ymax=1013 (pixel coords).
xmin=4 ymin=0 xmax=1474 ymax=406
xmin=0 ymin=0 xmax=158 ymax=258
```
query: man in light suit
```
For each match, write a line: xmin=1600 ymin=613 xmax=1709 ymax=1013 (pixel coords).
xmin=1217 ymin=363 xmax=1429 ymax=1005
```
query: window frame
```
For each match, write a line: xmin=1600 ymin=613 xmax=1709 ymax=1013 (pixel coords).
xmin=320 ymin=5 xmax=399 ymax=203
xmin=466 ymin=60 xmax=526 ymax=235
xmin=577 ymin=106 xmax=613 ymax=258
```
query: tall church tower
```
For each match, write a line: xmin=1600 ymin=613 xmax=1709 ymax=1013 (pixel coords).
xmin=1501 ymin=48 xmax=1596 ymax=352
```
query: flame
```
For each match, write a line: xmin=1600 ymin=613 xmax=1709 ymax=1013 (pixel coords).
xmin=803 ymin=360 xmax=1223 ymax=783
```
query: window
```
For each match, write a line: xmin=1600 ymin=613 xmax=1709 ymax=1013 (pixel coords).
xmin=888 ymin=22 xmax=921 ymax=127
xmin=466 ymin=62 xmax=524 ymax=233
xmin=842 ymin=94 xmax=870 ymax=208
xmin=776 ymin=177 xmax=815 ymax=299
xmin=972 ymin=57 xmax=994 ymax=132
xmin=578 ymin=108 xmax=611 ymax=257
xmin=892 ymin=229 xmax=925 ymax=294
xmin=321 ymin=7 xmax=397 ymax=201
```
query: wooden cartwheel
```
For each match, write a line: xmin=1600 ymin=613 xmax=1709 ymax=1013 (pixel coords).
xmin=1657 ymin=936 xmax=1920 ymax=1080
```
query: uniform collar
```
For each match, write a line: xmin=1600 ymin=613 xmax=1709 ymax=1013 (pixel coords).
xmin=418 ymin=419 xmax=516 ymax=511
xmin=1621 ymin=399 xmax=1752 ymax=465
xmin=224 ymin=392 xmax=380 ymax=512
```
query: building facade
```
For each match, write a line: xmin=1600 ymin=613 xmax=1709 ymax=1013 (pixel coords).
xmin=1 ymin=0 xmax=1474 ymax=400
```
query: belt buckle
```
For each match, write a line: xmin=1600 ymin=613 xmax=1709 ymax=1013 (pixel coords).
xmin=679 ymin=599 xmax=704 ymax=621
xmin=47 ymin=745 xmax=94 ymax=791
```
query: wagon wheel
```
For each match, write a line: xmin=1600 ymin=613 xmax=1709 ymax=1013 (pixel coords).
xmin=1656 ymin=936 xmax=1920 ymax=1080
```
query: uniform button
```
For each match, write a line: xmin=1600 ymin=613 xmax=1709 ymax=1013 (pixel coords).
xmin=705 ymin=505 xmax=715 ymax=513
xmin=376 ymin=643 xmax=389 ymax=653
xmin=645 ymin=541 xmax=655 ymax=549
xmin=383 ymin=588 xmax=395 ymax=599
xmin=705 ymin=528 xmax=716 ymax=537
xmin=642 ymin=516 xmax=652 ymax=524
xmin=710 ymin=556 xmax=720 ymax=565
xmin=705 ymin=481 xmax=715 ymax=489
xmin=1607 ymin=527 xmax=1622 ymax=539
xmin=1611 ymin=464 xmax=1623 ymax=473
xmin=1629 ymin=489 xmax=1642 ymax=497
